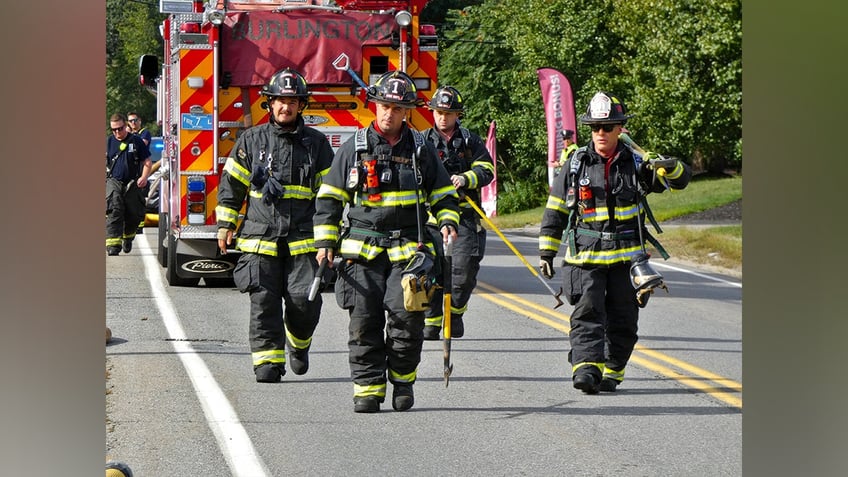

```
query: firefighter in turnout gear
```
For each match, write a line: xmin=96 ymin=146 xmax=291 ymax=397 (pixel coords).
xmin=539 ymin=92 xmax=691 ymax=393
xmin=313 ymin=71 xmax=460 ymax=413
xmin=216 ymin=68 xmax=335 ymax=383
xmin=106 ymin=112 xmax=152 ymax=256
xmin=422 ymin=86 xmax=495 ymax=340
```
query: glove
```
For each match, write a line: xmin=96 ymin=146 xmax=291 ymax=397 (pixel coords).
xmin=540 ymin=256 xmax=555 ymax=279
xmin=451 ymin=174 xmax=467 ymax=189
xmin=217 ymin=227 xmax=231 ymax=241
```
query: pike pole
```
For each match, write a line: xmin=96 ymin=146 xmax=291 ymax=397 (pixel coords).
xmin=463 ymin=196 xmax=564 ymax=309
xmin=443 ymin=235 xmax=454 ymax=387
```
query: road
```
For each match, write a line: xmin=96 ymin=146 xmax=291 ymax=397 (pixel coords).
xmin=106 ymin=228 xmax=742 ymax=476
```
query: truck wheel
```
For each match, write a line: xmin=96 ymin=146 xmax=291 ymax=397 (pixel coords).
xmin=157 ymin=212 xmax=168 ymax=268
xmin=166 ymin=231 xmax=199 ymax=287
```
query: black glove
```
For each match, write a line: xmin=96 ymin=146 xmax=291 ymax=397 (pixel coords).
xmin=540 ymin=256 xmax=555 ymax=279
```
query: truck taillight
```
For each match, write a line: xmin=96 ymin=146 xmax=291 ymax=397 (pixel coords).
xmin=186 ymin=176 xmax=206 ymax=225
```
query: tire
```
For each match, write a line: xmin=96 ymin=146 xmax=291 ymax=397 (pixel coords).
xmin=166 ymin=231 xmax=200 ymax=287
xmin=157 ymin=212 xmax=168 ymax=268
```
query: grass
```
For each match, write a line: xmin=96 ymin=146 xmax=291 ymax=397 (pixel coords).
xmin=485 ymin=175 xmax=743 ymax=274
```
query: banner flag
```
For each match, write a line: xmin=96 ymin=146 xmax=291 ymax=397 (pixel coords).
xmin=536 ymin=67 xmax=577 ymax=189
xmin=480 ymin=120 xmax=497 ymax=217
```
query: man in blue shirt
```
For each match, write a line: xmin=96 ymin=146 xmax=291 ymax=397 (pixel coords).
xmin=106 ymin=112 xmax=152 ymax=255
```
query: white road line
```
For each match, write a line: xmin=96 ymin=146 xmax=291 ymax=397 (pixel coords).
xmin=654 ymin=261 xmax=742 ymax=288
xmin=138 ymin=233 xmax=270 ymax=477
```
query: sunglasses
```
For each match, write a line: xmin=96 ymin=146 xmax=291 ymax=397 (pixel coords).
xmin=128 ymin=118 xmax=140 ymax=123
xmin=589 ymin=124 xmax=618 ymax=132
xmin=111 ymin=126 xmax=126 ymax=132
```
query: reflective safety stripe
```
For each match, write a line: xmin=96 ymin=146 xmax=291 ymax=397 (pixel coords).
xmin=316 ymin=183 xmax=351 ymax=203
xmin=424 ymin=315 xmax=442 ymax=327
xmin=565 ymin=244 xmax=643 ymax=266
xmin=252 ymin=349 xmax=286 ymax=366
xmin=340 ymin=238 xmax=433 ymax=263
xmin=286 ymin=329 xmax=312 ymax=350
xmin=389 ymin=368 xmax=417 ymax=384
xmin=122 ymin=231 xmax=137 ymax=240
xmin=314 ymin=224 xmax=340 ymax=243
xmin=602 ymin=367 xmax=625 ymax=382
xmin=248 ymin=186 xmax=315 ymax=201
xmin=539 ymin=235 xmax=562 ymax=254
xmin=216 ymin=205 xmax=240 ymax=227
xmin=223 ymin=158 xmax=251 ymax=187
xmin=287 ymin=238 xmax=316 ymax=256
xmin=572 ymin=361 xmax=604 ymax=374
xmin=545 ymin=195 xmax=569 ymax=215
xmin=236 ymin=238 xmax=279 ymax=256
xmin=106 ymin=237 xmax=122 ymax=247
xmin=353 ymin=383 xmax=386 ymax=399
xmin=358 ymin=190 xmax=421 ymax=208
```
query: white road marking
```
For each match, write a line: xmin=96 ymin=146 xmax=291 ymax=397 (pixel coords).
xmin=138 ymin=233 xmax=270 ymax=477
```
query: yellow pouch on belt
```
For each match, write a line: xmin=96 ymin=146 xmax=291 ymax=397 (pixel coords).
xmin=402 ymin=273 xmax=432 ymax=312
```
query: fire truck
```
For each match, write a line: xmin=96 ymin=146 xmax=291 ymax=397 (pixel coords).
xmin=139 ymin=0 xmax=439 ymax=286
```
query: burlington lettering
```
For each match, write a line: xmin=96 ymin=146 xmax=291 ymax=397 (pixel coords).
xmin=230 ymin=19 xmax=392 ymax=42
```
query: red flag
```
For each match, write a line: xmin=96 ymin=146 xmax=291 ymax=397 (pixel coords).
xmin=480 ymin=120 xmax=497 ymax=217
xmin=537 ymin=67 xmax=577 ymax=189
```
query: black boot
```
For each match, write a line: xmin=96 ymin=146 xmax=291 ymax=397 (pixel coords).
xmin=392 ymin=384 xmax=414 ymax=411
xmin=422 ymin=326 xmax=441 ymax=341
xmin=254 ymin=363 xmax=284 ymax=383
xmin=353 ymin=396 xmax=382 ymax=413
xmin=600 ymin=378 xmax=620 ymax=392
xmin=107 ymin=247 xmax=121 ymax=256
xmin=288 ymin=347 xmax=309 ymax=375
xmin=450 ymin=315 xmax=464 ymax=338
xmin=122 ymin=238 xmax=133 ymax=253
xmin=573 ymin=374 xmax=600 ymax=394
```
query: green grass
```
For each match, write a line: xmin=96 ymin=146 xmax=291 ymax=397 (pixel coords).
xmin=491 ymin=175 xmax=742 ymax=229
xmin=486 ymin=175 xmax=743 ymax=274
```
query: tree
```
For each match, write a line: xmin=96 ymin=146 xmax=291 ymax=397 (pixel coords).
xmin=106 ymin=0 xmax=165 ymax=135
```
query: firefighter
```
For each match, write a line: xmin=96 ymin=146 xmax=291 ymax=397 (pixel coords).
xmin=216 ymin=68 xmax=335 ymax=383
xmin=127 ymin=112 xmax=151 ymax=146
xmin=539 ymin=92 xmax=691 ymax=393
xmin=421 ymin=86 xmax=495 ymax=340
xmin=313 ymin=71 xmax=460 ymax=413
xmin=106 ymin=112 xmax=152 ymax=256
xmin=554 ymin=129 xmax=578 ymax=176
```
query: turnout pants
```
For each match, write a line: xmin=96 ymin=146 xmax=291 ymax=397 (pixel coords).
xmin=105 ymin=178 xmax=144 ymax=249
xmin=568 ymin=263 xmax=639 ymax=380
xmin=335 ymin=252 xmax=425 ymax=400
xmin=425 ymin=212 xmax=486 ymax=327
xmin=233 ymin=245 xmax=322 ymax=369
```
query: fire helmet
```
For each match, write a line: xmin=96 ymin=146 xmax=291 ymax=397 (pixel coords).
xmin=579 ymin=91 xmax=633 ymax=125
xmin=428 ymin=86 xmax=464 ymax=113
xmin=262 ymin=68 xmax=310 ymax=100
xmin=368 ymin=71 xmax=420 ymax=108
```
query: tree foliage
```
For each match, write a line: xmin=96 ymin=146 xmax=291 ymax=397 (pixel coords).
xmin=437 ymin=0 xmax=741 ymax=212
xmin=106 ymin=0 xmax=164 ymax=135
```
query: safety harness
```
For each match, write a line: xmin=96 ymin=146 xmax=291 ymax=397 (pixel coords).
xmin=563 ymin=147 xmax=669 ymax=260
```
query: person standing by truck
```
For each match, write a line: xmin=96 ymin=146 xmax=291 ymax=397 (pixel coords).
xmin=216 ymin=68 xmax=335 ymax=383
xmin=313 ymin=71 xmax=460 ymax=413
xmin=421 ymin=86 xmax=495 ymax=340
xmin=106 ymin=112 xmax=152 ymax=256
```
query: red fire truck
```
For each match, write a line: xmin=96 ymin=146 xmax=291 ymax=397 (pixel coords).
xmin=139 ymin=0 xmax=438 ymax=286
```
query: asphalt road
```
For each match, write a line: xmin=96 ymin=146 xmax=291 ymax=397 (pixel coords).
xmin=106 ymin=228 xmax=741 ymax=476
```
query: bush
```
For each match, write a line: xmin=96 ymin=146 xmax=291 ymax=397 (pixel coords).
xmin=497 ymin=179 xmax=548 ymax=214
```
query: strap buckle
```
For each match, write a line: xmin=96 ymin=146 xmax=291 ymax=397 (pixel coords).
xmin=387 ymin=229 xmax=403 ymax=239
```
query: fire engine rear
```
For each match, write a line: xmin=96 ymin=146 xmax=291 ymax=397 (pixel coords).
xmin=139 ymin=0 xmax=438 ymax=286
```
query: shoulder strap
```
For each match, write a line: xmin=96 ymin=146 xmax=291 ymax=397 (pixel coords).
xmin=410 ymin=128 xmax=425 ymax=149
xmin=354 ymin=128 xmax=368 ymax=152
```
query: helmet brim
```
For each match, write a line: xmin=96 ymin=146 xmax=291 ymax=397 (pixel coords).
xmin=579 ymin=114 xmax=633 ymax=125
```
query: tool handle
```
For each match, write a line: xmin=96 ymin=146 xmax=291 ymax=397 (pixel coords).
xmin=307 ymin=257 xmax=328 ymax=301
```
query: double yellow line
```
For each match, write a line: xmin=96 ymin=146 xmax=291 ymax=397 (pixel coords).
xmin=475 ymin=281 xmax=742 ymax=409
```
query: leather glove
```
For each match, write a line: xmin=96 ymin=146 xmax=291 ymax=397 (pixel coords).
xmin=540 ymin=256 xmax=555 ymax=279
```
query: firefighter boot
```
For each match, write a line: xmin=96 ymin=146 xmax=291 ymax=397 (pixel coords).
xmin=288 ymin=347 xmax=309 ymax=375
xmin=600 ymin=378 xmax=620 ymax=392
xmin=392 ymin=384 xmax=414 ymax=411
xmin=254 ymin=363 xmax=284 ymax=383
xmin=422 ymin=326 xmax=441 ymax=341
xmin=451 ymin=314 xmax=464 ymax=338
xmin=122 ymin=238 xmax=133 ymax=253
xmin=353 ymin=396 xmax=382 ymax=413
xmin=107 ymin=247 xmax=121 ymax=256
xmin=573 ymin=374 xmax=600 ymax=394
